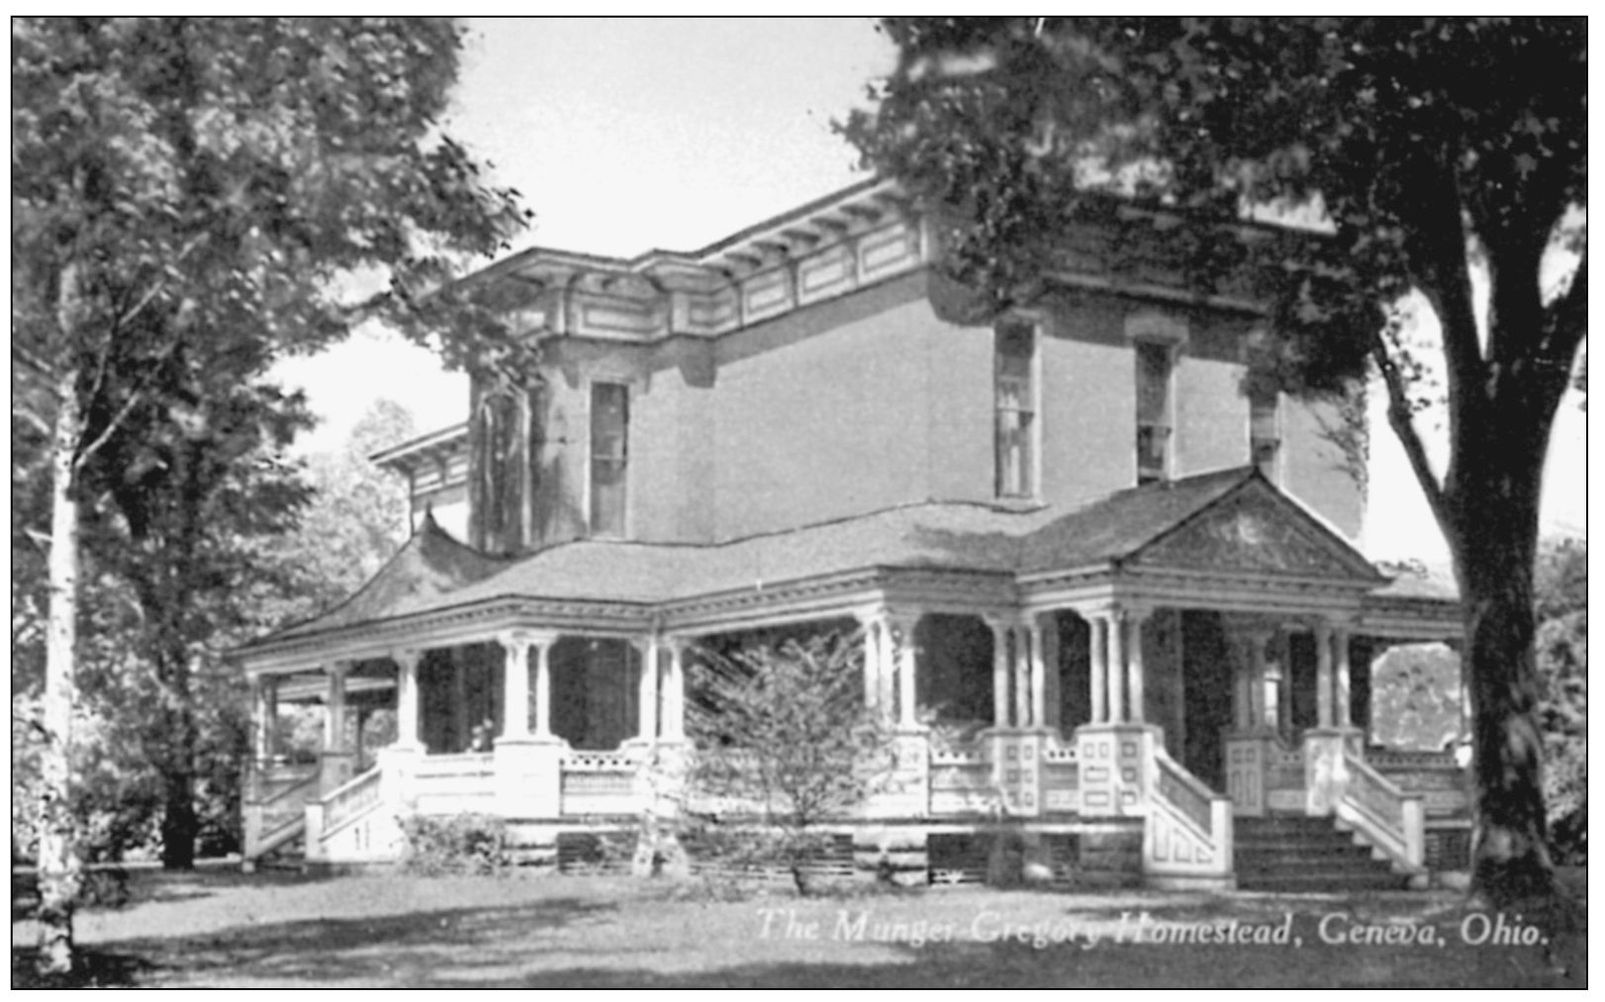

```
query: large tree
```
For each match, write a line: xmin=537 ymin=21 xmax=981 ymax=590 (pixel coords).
xmin=11 ymin=371 xmax=313 ymax=870
xmin=12 ymin=17 xmax=530 ymax=973
xmin=844 ymin=17 xmax=1586 ymax=905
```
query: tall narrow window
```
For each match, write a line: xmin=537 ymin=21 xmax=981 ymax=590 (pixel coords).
xmin=1249 ymin=387 xmax=1282 ymax=481
xmin=1135 ymin=341 xmax=1173 ymax=484
xmin=995 ymin=322 xmax=1036 ymax=498
xmin=589 ymin=382 xmax=628 ymax=537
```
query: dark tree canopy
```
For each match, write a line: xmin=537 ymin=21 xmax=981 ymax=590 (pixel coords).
xmin=846 ymin=17 xmax=1585 ymax=909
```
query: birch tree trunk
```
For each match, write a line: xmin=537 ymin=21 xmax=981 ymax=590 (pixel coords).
xmin=37 ymin=360 xmax=84 ymax=975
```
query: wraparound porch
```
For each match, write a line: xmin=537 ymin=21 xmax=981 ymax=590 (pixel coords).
xmin=242 ymin=601 xmax=1464 ymax=887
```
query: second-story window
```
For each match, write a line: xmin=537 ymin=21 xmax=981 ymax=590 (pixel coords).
xmin=1249 ymin=387 xmax=1282 ymax=481
xmin=1135 ymin=340 xmax=1173 ymax=485
xmin=589 ymin=382 xmax=629 ymax=537
xmin=995 ymin=321 xmax=1037 ymax=498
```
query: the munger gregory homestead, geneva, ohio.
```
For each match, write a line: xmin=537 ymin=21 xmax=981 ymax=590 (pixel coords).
xmin=234 ymin=177 xmax=1472 ymax=891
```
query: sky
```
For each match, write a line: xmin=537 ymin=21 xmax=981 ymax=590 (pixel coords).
xmin=272 ymin=17 xmax=1587 ymax=564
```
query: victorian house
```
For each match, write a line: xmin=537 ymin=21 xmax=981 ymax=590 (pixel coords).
xmin=237 ymin=179 xmax=1468 ymax=888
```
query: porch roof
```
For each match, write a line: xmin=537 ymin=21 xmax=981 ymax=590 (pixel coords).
xmin=242 ymin=466 xmax=1431 ymax=657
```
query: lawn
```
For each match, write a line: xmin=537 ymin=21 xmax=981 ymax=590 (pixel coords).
xmin=10 ymin=868 xmax=1586 ymax=988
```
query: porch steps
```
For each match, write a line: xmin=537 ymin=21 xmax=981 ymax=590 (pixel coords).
xmin=1234 ymin=816 xmax=1409 ymax=892
xmin=245 ymin=834 xmax=307 ymax=873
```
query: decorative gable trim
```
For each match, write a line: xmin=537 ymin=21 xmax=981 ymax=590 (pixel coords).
xmin=1129 ymin=475 xmax=1383 ymax=583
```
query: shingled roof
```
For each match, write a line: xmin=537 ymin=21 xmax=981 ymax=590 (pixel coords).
xmin=268 ymin=511 xmax=514 ymax=640
xmin=245 ymin=466 xmax=1414 ymax=652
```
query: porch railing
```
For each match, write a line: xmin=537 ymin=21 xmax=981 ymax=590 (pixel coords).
xmin=1368 ymin=750 xmax=1471 ymax=818
xmin=409 ymin=752 xmax=496 ymax=815
xmin=1040 ymin=734 xmax=1079 ymax=814
xmin=1367 ymin=748 xmax=1459 ymax=770
xmin=561 ymin=748 xmax=643 ymax=816
xmin=929 ymin=742 xmax=996 ymax=816
xmin=1143 ymin=747 xmax=1233 ymax=882
xmin=1336 ymin=751 xmax=1425 ymax=870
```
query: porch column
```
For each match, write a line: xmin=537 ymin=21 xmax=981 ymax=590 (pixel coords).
xmin=1314 ymin=623 xmax=1335 ymax=727
xmin=1089 ymin=615 xmax=1108 ymax=724
xmin=877 ymin=615 xmax=898 ymax=718
xmin=856 ymin=611 xmax=884 ymax=715
xmin=663 ymin=638 xmax=687 ymax=739
xmin=251 ymin=675 xmax=279 ymax=760
xmin=532 ymin=634 xmax=556 ymax=738
xmin=986 ymin=617 xmax=1011 ymax=727
xmin=1107 ymin=610 xmax=1126 ymax=723
xmin=1333 ymin=627 xmax=1353 ymax=727
xmin=890 ymin=613 xmax=920 ymax=728
xmin=393 ymin=649 xmax=423 ymax=749
xmin=320 ymin=661 xmax=355 ymax=794
xmin=324 ymin=662 xmax=348 ymax=752
xmin=1247 ymin=631 xmax=1270 ymax=728
xmin=634 ymin=636 xmax=661 ymax=741
xmin=1012 ymin=624 xmax=1031 ymax=728
xmin=1027 ymin=616 xmax=1047 ymax=727
xmin=1125 ymin=606 xmax=1149 ymax=724
xmin=498 ymin=632 xmax=532 ymax=740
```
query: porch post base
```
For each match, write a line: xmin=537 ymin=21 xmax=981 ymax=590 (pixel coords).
xmin=493 ymin=736 xmax=566 ymax=819
xmin=1073 ymin=722 xmax=1161 ymax=818
xmin=1303 ymin=727 xmax=1364 ymax=815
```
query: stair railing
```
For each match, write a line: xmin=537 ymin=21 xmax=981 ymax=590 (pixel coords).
xmin=1336 ymin=751 xmax=1425 ymax=870
xmin=244 ymin=768 xmax=318 ymax=859
xmin=1143 ymin=747 xmax=1233 ymax=882
xmin=319 ymin=765 xmax=384 ymax=838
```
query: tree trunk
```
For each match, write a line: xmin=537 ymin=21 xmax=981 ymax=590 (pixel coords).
xmin=36 ymin=363 xmax=84 ymax=975
xmin=1446 ymin=404 xmax=1556 ymax=907
xmin=158 ymin=689 xmax=199 ymax=870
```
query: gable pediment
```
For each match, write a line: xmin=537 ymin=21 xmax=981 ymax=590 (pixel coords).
xmin=1131 ymin=480 xmax=1380 ymax=582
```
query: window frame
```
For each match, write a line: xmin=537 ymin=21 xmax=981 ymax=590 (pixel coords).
xmin=1134 ymin=338 xmax=1177 ymax=486
xmin=1248 ymin=386 xmax=1283 ymax=483
xmin=586 ymin=380 xmax=630 ymax=538
xmin=993 ymin=318 xmax=1042 ymax=500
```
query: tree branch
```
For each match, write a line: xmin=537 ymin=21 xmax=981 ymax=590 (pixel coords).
xmin=1540 ymin=245 xmax=1587 ymax=372
xmin=12 ymin=403 xmax=53 ymax=439
xmin=73 ymin=386 xmax=148 ymax=473
xmin=1371 ymin=332 xmax=1450 ymax=531
xmin=114 ymin=234 xmax=210 ymax=332
xmin=1400 ymin=149 xmax=1485 ymax=510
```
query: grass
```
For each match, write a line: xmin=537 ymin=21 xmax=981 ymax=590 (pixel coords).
xmin=10 ymin=868 xmax=1587 ymax=988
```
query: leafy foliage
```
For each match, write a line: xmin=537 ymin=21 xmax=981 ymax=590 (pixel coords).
xmin=1369 ymin=644 xmax=1463 ymax=752
xmin=1534 ymin=538 xmax=1586 ymax=864
xmin=397 ymin=814 xmax=510 ymax=876
xmin=684 ymin=631 xmax=895 ymax=894
xmin=846 ymin=15 xmax=1586 ymax=906
xmin=12 ymin=17 xmax=532 ymax=969
xmin=267 ymin=399 xmax=418 ymax=626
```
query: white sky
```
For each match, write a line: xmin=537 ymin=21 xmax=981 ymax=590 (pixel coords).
xmin=273 ymin=16 xmax=1587 ymax=564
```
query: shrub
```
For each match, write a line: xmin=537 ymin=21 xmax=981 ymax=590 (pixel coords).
xmin=681 ymin=630 xmax=898 ymax=895
xmin=398 ymin=814 xmax=509 ymax=876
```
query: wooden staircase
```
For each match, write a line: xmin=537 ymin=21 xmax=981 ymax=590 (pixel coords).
xmin=1234 ymin=815 xmax=1410 ymax=892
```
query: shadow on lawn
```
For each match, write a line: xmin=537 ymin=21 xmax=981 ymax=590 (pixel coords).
xmin=14 ymin=882 xmax=1585 ymax=989
xmin=19 ymin=896 xmax=622 ymax=988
